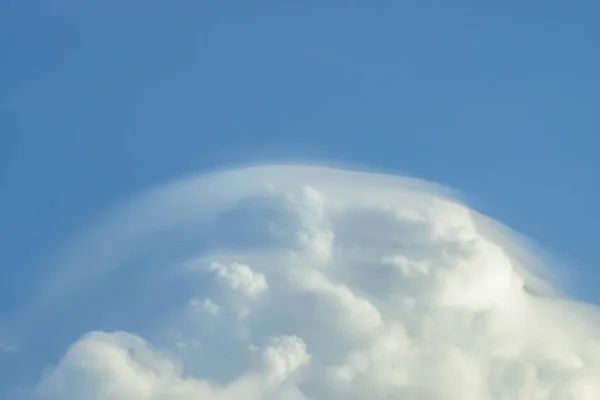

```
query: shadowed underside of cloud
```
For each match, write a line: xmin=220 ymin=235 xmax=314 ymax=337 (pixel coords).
xmin=14 ymin=165 xmax=600 ymax=399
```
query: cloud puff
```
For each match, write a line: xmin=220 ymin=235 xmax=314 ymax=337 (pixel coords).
xmin=33 ymin=331 xmax=310 ymax=400
xmin=208 ymin=262 xmax=269 ymax=299
xmin=17 ymin=165 xmax=600 ymax=399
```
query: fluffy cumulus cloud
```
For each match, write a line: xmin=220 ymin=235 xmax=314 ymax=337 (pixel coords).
xmin=15 ymin=165 xmax=600 ymax=399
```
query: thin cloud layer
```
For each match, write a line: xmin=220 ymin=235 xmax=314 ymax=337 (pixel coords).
xmin=18 ymin=165 xmax=600 ymax=399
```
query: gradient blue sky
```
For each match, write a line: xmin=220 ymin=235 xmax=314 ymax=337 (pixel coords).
xmin=1 ymin=0 xmax=599 ymax=318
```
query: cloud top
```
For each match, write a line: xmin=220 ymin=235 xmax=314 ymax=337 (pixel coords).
xmin=14 ymin=164 xmax=600 ymax=399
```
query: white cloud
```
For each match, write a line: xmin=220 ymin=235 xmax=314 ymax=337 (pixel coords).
xmin=285 ymin=186 xmax=335 ymax=260
xmin=209 ymin=262 xmax=269 ymax=299
xmin=33 ymin=331 xmax=309 ymax=400
xmin=290 ymin=268 xmax=383 ymax=334
xmin=12 ymin=164 xmax=600 ymax=399
xmin=262 ymin=335 xmax=310 ymax=384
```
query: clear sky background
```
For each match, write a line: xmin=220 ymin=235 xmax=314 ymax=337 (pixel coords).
xmin=1 ymin=0 xmax=599 ymax=319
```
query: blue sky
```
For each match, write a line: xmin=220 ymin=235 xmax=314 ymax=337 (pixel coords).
xmin=1 ymin=0 xmax=599 ymax=320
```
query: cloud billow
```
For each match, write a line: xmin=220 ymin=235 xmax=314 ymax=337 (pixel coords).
xmin=22 ymin=165 xmax=600 ymax=399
